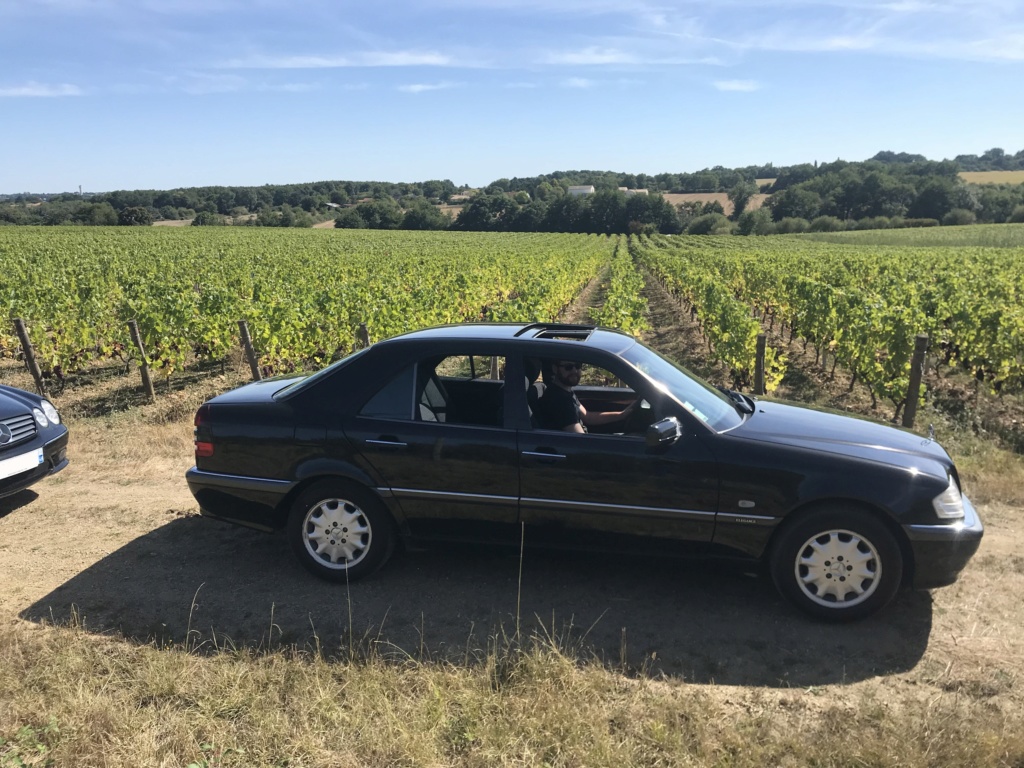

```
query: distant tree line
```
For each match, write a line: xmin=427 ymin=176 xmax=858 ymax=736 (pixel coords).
xmin=0 ymin=179 xmax=459 ymax=228
xmin=2 ymin=149 xmax=1022 ymax=234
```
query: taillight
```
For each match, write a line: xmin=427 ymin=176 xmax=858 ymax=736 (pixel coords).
xmin=194 ymin=406 xmax=212 ymax=458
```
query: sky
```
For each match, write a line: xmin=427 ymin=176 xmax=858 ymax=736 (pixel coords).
xmin=2 ymin=0 xmax=1022 ymax=193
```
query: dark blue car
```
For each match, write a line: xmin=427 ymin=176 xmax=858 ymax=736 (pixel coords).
xmin=0 ymin=384 xmax=69 ymax=500
xmin=187 ymin=323 xmax=983 ymax=621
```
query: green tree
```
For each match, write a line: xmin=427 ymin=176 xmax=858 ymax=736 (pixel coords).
xmin=774 ymin=217 xmax=810 ymax=233
xmin=509 ymin=200 xmax=548 ymax=231
xmin=355 ymin=198 xmax=403 ymax=229
xmin=401 ymin=200 xmax=449 ymax=230
xmin=687 ymin=213 xmax=732 ymax=235
xmin=736 ymin=208 xmax=773 ymax=235
xmin=334 ymin=208 xmax=367 ymax=229
xmin=942 ymin=208 xmax=976 ymax=226
xmin=118 ymin=206 xmax=153 ymax=226
xmin=585 ymin=190 xmax=628 ymax=234
xmin=766 ymin=187 xmax=821 ymax=221
xmin=809 ymin=215 xmax=845 ymax=232
xmin=191 ymin=211 xmax=224 ymax=226
xmin=908 ymin=178 xmax=956 ymax=220
xmin=727 ymin=181 xmax=758 ymax=220
xmin=74 ymin=202 xmax=118 ymax=226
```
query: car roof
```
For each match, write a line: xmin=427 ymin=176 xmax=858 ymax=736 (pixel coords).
xmin=379 ymin=323 xmax=637 ymax=354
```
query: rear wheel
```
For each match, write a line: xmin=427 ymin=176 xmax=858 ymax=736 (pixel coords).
xmin=770 ymin=507 xmax=903 ymax=621
xmin=287 ymin=480 xmax=394 ymax=582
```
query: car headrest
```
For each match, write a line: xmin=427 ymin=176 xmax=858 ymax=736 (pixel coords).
xmin=524 ymin=357 xmax=541 ymax=384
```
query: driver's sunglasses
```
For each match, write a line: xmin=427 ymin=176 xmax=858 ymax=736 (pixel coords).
xmin=558 ymin=362 xmax=583 ymax=371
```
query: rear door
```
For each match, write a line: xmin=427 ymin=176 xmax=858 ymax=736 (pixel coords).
xmin=344 ymin=345 xmax=521 ymax=543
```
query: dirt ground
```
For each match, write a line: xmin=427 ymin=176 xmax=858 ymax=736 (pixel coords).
xmin=0 ymin=278 xmax=1021 ymax=720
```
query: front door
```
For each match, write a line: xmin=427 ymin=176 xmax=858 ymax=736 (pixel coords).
xmin=517 ymin=356 xmax=719 ymax=553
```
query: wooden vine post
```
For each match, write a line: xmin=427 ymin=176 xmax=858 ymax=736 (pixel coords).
xmin=902 ymin=334 xmax=929 ymax=429
xmin=127 ymin=320 xmax=156 ymax=401
xmin=754 ymin=333 xmax=767 ymax=396
xmin=13 ymin=319 xmax=47 ymax=396
xmin=238 ymin=320 xmax=262 ymax=382
xmin=356 ymin=322 xmax=371 ymax=349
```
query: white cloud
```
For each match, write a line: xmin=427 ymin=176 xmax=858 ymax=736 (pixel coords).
xmin=180 ymin=73 xmax=248 ymax=94
xmin=397 ymin=81 xmax=458 ymax=93
xmin=223 ymin=51 xmax=455 ymax=69
xmin=0 ymin=82 xmax=83 ymax=97
xmin=563 ymin=77 xmax=595 ymax=88
xmin=714 ymin=79 xmax=759 ymax=91
xmin=266 ymin=82 xmax=321 ymax=93
xmin=544 ymin=46 xmax=635 ymax=65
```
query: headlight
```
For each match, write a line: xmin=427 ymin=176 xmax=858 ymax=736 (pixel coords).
xmin=41 ymin=400 xmax=60 ymax=425
xmin=32 ymin=407 xmax=48 ymax=428
xmin=932 ymin=476 xmax=965 ymax=520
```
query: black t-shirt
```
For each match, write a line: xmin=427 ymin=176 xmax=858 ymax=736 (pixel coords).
xmin=536 ymin=385 xmax=584 ymax=431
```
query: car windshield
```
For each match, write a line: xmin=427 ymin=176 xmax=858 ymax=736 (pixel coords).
xmin=621 ymin=343 xmax=744 ymax=431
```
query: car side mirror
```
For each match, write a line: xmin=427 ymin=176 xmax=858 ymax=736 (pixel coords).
xmin=646 ymin=416 xmax=682 ymax=449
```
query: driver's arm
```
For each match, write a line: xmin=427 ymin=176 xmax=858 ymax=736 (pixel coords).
xmin=581 ymin=399 xmax=637 ymax=427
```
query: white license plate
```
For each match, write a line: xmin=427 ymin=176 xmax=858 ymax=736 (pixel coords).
xmin=0 ymin=447 xmax=44 ymax=480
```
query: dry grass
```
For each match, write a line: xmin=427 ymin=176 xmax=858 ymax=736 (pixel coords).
xmin=661 ymin=193 xmax=769 ymax=217
xmin=1 ymin=616 xmax=1022 ymax=768
xmin=960 ymin=170 xmax=1024 ymax=185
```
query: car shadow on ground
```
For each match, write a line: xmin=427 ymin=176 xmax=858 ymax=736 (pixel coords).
xmin=0 ymin=489 xmax=39 ymax=519
xmin=20 ymin=516 xmax=933 ymax=687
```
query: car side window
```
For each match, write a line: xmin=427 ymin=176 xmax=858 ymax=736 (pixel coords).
xmin=534 ymin=358 xmax=646 ymax=437
xmin=432 ymin=354 xmax=507 ymax=427
xmin=359 ymin=364 xmax=415 ymax=420
xmin=358 ymin=355 xmax=508 ymax=428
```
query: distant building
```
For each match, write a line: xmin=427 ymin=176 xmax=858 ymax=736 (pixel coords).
xmin=567 ymin=185 xmax=595 ymax=197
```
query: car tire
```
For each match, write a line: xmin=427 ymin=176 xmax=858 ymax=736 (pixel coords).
xmin=287 ymin=480 xmax=395 ymax=582
xmin=770 ymin=506 xmax=903 ymax=622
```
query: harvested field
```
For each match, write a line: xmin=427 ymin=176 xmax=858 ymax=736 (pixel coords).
xmin=662 ymin=192 xmax=769 ymax=216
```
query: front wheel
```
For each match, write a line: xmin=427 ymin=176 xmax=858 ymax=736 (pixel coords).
xmin=770 ymin=507 xmax=903 ymax=621
xmin=287 ymin=481 xmax=395 ymax=582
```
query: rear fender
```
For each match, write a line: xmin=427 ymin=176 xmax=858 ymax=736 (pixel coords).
xmin=275 ymin=458 xmax=408 ymax=532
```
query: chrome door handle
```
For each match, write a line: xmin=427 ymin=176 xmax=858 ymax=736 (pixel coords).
xmin=366 ymin=439 xmax=408 ymax=448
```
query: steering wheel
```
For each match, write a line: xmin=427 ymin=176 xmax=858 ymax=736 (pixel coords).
xmin=624 ymin=398 xmax=656 ymax=433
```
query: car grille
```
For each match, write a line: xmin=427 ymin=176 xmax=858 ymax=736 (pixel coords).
xmin=1 ymin=413 xmax=37 ymax=447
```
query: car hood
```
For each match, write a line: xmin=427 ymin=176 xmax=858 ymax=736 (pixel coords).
xmin=731 ymin=399 xmax=952 ymax=473
xmin=0 ymin=386 xmax=37 ymax=418
xmin=206 ymin=375 xmax=308 ymax=406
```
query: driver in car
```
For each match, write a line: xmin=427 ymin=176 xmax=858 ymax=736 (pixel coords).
xmin=537 ymin=359 xmax=637 ymax=433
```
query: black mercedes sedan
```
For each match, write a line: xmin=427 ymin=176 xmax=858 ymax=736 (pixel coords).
xmin=186 ymin=322 xmax=983 ymax=621
xmin=1 ymin=384 xmax=69 ymax=499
